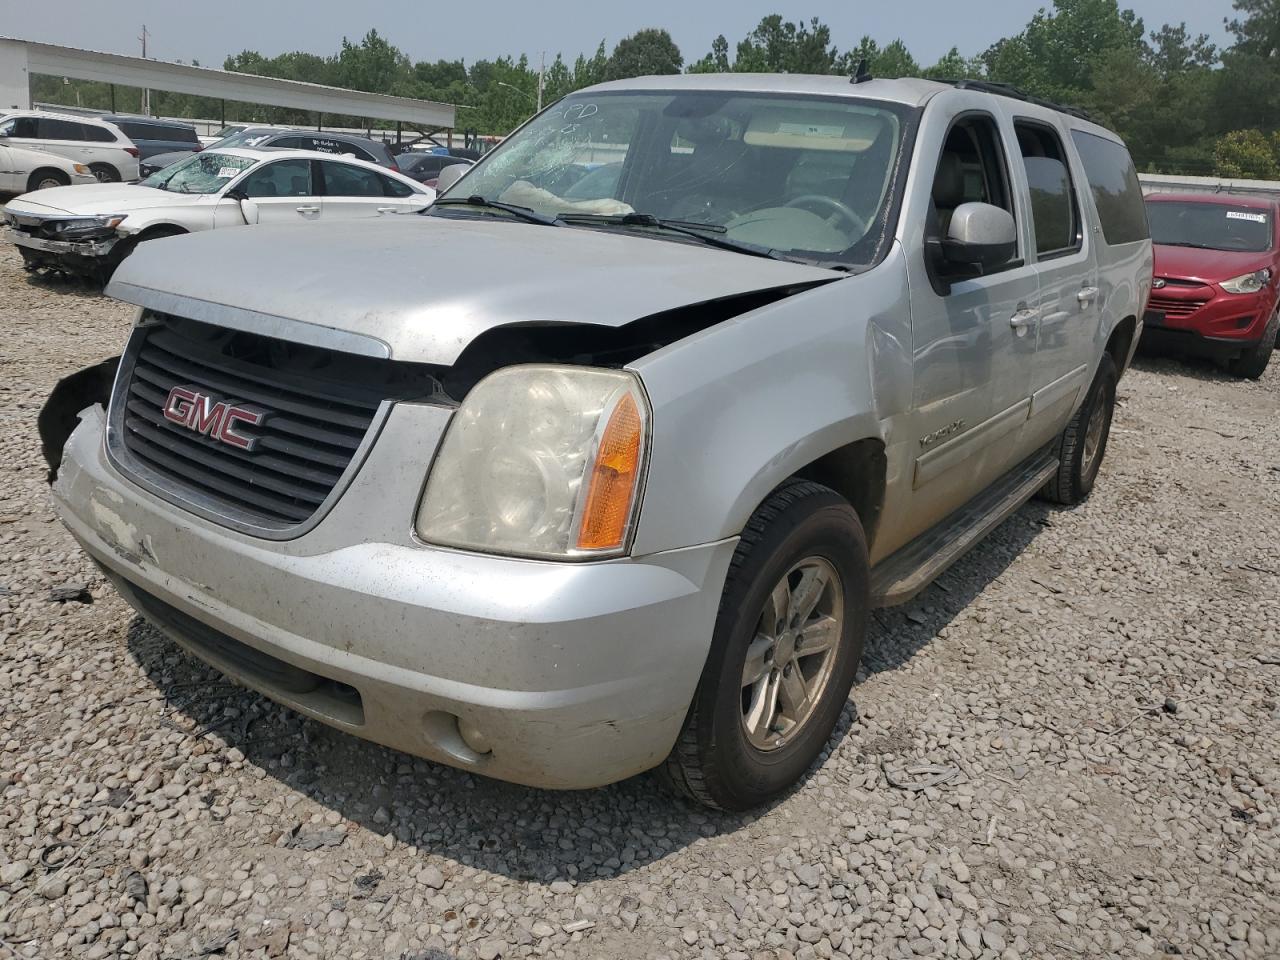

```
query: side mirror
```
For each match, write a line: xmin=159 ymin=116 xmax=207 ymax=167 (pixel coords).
xmin=937 ymin=202 xmax=1018 ymax=270
xmin=435 ymin=163 xmax=470 ymax=196
xmin=223 ymin=188 xmax=259 ymax=224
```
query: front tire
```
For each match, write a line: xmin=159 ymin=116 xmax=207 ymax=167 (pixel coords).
xmin=661 ymin=480 xmax=869 ymax=811
xmin=1227 ymin=308 xmax=1278 ymax=380
xmin=1040 ymin=353 xmax=1117 ymax=505
xmin=28 ymin=168 xmax=69 ymax=192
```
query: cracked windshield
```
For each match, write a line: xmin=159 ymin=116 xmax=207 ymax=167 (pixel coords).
xmin=140 ymin=152 xmax=256 ymax=194
xmin=449 ymin=91 xmax=906 ymax=263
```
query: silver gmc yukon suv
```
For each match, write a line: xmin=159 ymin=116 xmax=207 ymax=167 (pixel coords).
xmin=44 ymin=75 xmax=1153 ymax=810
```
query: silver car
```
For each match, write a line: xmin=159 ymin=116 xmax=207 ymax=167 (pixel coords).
xmin=45 ymin=75 xmax=1152 ymax=810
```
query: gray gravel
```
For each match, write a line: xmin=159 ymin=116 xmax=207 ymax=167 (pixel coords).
xmin=0 ymin=242 xmax=1278 ymax=960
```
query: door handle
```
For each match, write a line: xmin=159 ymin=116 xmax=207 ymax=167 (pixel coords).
xmin=376 ymin=206 xmax=399 ymax=214
xmin=295 ymin=205 xmax=320 ymax=214
xmin=1010 ymin=307 xmax=1039 ymax=336
xmin=1078 ymin=286 xmax=1100 ymax=304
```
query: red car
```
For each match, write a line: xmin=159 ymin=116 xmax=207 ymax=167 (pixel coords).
xmin=1144 ymin=193 xmax=1280 ymax=378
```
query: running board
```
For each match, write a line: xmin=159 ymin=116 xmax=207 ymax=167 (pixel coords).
xmin=869 ymin=448 xmax=1059 ymax=608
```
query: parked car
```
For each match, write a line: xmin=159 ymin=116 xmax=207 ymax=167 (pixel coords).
xmin=0 ymin=140 xmax=97 ymax=194
xmin=41 ymin=75 xmax=1150 ymax=811
xmin=1143 ymin=193 xmax=1279 ymax=378
xmin=0 ymin=111 xmax=140 ymax=182
xmin=141 ymin=128 xmax=397 ymax=177
xmin=395 ymin=152 xmax=473 ymax=187
xmin=101 ymin=115 xmax=202 ymax=162
xmin=4 ymin=148 xmax=432 ymax=280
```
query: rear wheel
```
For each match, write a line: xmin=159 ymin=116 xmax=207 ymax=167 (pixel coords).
xmin=661 ymin=480 xmax=868 ymax=811
xmin=27 ymin=168 xmax=69 ymax=192
xmin=1227 ymin=307 xmax=1279 ymax=380
xmin=89 ymin=163 xmax=120 ymax=183
xmin=1040 ymin=354 xmax=1117 ymax=505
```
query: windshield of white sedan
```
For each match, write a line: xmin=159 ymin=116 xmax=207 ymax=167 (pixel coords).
xmin=444 ymin=92 xmax=906 ymax=265
xmin=1147 ymin=201 xmax=1273 ymax=253
xmin=140 ymin=152 xmax=256 ymax=194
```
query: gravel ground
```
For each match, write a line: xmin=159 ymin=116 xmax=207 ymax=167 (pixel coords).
xmin=0 ymin=241 xmax=1278 ymax=960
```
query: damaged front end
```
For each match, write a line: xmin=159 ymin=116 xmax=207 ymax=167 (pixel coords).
xmin=6 ymin=212 xmax=125 ymax=277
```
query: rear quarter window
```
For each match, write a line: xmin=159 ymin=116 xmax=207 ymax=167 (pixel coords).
xmin=82 ymin=125 xmax=119 ymax=143
xmin=1070 ymin=130 xmax=1149 ymax=246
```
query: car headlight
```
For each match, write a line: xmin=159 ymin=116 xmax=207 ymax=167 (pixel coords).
xmin=72 ymin=163 xmax=91 ymax=176
xmin=416 ymin=365 xmax=649 ymax=559
xmin=52 ymin=215 xmax=128 ymax=238
xmin=1220 ymin=268 xmax=1272 ymax=294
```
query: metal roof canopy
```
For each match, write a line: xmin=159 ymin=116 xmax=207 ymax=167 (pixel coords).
xmin=0 ymin=37 xmax=454 ymax=127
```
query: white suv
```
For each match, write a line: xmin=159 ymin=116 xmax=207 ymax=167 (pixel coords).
xmin=0 ymin=111 xmax=140 ymax=183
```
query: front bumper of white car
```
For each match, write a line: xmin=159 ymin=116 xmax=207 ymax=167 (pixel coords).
xmin=6 ymin=227 xmax=119 ymax=257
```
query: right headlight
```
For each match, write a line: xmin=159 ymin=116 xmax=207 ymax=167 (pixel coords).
xmin=416 ymin=364 xmax=649 ymax=560
xmin=1220 ymin=268 xmax=1272 ymax=294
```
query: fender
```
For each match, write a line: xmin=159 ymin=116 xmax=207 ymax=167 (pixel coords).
xmin=627 ymin=246 xmax=914 ymax=557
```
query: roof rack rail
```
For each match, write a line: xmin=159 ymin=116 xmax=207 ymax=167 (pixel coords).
xmin=936 ymin=79 xmax=1096 ymax=122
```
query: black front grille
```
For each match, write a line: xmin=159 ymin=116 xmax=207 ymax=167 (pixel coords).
xmin=112 ymin=313 xmax=444 ymax=532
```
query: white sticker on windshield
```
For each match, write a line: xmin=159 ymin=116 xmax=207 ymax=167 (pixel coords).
xmin=1226 ymin=211 xmax=1267 ymax=223
xmin=217 ymin=167 xmax=241 ymax=179
xmin=778 ymin=122 xmax=846 ymax=138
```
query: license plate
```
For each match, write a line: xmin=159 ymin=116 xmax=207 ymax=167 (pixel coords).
xmin=1143 ymin=309 xmax=1165 ymax=327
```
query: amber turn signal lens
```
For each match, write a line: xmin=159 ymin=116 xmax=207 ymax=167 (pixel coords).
xmin=577 ymin=392 xmax=644 ymax=551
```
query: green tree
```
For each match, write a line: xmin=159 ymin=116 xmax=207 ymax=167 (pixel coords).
xmin=983 ymin=0 xmax=1145 ymax=101
xmin=727 ymin=16 xmax=841 ymax=74
xmin=921 ymin=47 xmax=985 ymax=81
xmin=1213 ymin=129 xmax=1280 ymax=178
xmin=1215 ymin=1 xmax=1280 ymax=136
xmin=605 ymin=29 xmax=683 ymax=80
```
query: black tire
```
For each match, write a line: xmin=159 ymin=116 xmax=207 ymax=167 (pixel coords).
xmin=27 ymin=168 xmax=69 ymax=192
xmin=660 ymin=480 xmax=869 ymax=811
xmin=1227 ymin=308 xmax=1279 ymax=380
xmin=89 ymin=163 xmax=121 ymax=183
xmin=1040 ymin=353 xmax=1117 ymax=505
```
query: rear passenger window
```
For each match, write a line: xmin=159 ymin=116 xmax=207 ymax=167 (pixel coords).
xmin=1015 ymin=121 xmax=1080 ymax=258
xmin=1070 ymin=131 xmax=1149 ymax=246
xmin=380 ymin=174 xmax=415 ymax=198
xmin=37 ymin=119 xmax=84 ymax=141
xmin=320 ymin=160 xmax=385 ymax=197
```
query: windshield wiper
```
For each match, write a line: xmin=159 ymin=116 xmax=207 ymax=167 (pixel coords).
xmin=556 ymin=212 xmax=785 ymax=261
xmin=1157 ymin=241 xmax=1214 ymax=249
xmin=432 ymin=195 xmax=561 ymax=226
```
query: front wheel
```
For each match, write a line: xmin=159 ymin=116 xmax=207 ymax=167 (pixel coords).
xmin=1227 ymin=308 xmax=1278 ymax=380
xmin=661 ymin=480 xmax=868 ymax=811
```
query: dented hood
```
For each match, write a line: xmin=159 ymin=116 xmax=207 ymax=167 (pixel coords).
xmin=106 ymin=215 xmax=839 ymax=365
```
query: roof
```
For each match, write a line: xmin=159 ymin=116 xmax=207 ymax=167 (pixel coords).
xmin=1 ymin=108 xmax=120 ymax=127
xmin=1146 ymin=192 xmax=1278 ymax=210
xmin=581 ymin=73 xmax=949 ymax=107
xmin=196 ymin=147 xmax=426 ymax=186
xmin=103 ymin=114 xmax=196 ymax=128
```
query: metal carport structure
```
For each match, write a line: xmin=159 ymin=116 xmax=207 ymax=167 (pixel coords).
xmin=0 ymin=37 xmax=455 ymax=133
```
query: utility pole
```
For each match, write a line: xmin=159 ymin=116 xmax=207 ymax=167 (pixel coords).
xmin=537 ymin=51 xmax=545 ymax=112
xmin=139 ymin=25 xmax=151 ymax=115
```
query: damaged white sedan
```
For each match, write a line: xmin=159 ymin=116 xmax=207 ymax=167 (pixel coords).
xmin=3 ymin=147 xmax=433 ymax=281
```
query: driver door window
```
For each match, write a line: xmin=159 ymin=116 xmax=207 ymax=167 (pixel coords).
xmin=235 ymin=159 xmax=320 ymax=224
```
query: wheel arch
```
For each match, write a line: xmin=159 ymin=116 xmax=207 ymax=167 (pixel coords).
xmin=788 ymin=437 xmax=887 ymax=550
xmin=1105 ymin=314 xmax=1138 ymax=378
xmin=27 ymin=166 xmax=69 ymax=189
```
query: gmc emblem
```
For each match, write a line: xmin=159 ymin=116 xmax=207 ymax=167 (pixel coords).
xmin=162 ymin=386 xmax=265 ymax=451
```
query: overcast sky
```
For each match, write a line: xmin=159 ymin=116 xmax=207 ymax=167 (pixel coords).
xmin=5 ymin=0 xmax=1236 ymax=70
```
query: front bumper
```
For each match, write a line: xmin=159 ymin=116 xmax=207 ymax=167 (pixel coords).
xmin=6 ymin=228 xmax=118 ymax=258
xmin=51 ymin=404 xmax=734 ymax=790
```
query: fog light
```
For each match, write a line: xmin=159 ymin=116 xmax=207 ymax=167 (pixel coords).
xmin=457 ymin=718 xmax=493 ymax=755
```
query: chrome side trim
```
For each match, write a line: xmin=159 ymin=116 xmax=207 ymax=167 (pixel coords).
xmin=105 ymin=281 xmax=393 ymax=360
xmin=913 ymin=397 xmax=1031 ymax=489
xmin=103 ymin=323 xmax=395 ymax=542
xmin=1029 ymin=363 xmax=1088 ymax=419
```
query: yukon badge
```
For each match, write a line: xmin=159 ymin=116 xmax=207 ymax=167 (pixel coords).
xmin=162 ymin=386 xmax=266 ymax=451
xmin=920 ymin=419 xmax=966 ymax=449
